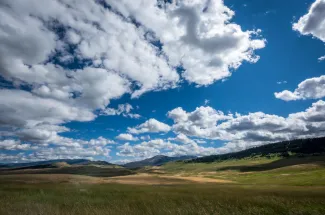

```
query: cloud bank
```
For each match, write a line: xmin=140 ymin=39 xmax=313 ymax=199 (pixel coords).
xmin=0 ymin=0 xmax=265 ymax=162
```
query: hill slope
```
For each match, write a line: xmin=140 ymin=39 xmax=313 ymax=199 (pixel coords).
xmin=190 ymin=137 xmax=325 ymax=163
xmin=123 ymin=155 xmax=196 ymax=168
xmin=0 ymin=159 xmax=113 ymax=169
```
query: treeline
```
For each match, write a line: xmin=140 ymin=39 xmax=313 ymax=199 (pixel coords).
xmin=189 ymin=137 xmax=325 ymax=163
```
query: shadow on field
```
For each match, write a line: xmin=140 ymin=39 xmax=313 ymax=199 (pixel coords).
xmin=0 ymin=166 xmax=135 ymax=178
xmin=216 ymin=156 xmax=325 ymax=172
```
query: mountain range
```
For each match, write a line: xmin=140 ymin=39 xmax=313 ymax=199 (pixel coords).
xmin=1 ymin=137 xmax=325 ymax=170
xmin=0 ymin=159 xmax=113 ymax=169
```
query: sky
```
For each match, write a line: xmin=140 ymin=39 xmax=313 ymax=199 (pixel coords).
xmin=1 ymin=0 xmax=325 ymax=164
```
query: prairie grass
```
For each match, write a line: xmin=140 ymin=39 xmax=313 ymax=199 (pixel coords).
xmin=1 ymin=156 xmax=325 ymax=215
xmin=162 ymin=156 xmax=325 ymax=186
xmin=1 ymin=182 xmax=325 ymax=215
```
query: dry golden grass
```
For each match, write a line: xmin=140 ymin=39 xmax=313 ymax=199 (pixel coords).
xmin=0 ymin=174 xmax=107 ymax=184
xmin=160 ymin=175 xmax=235 ymax=183
xmin=108 ymin=173 xmax=187 ymax=185
xmin=0 ymin=173 xmax=235 ymax=185
xmin=1 ymin=156 xmax=325 ymax=215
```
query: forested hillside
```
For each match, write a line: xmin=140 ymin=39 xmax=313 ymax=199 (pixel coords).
xmin=190 ymin=137 xmax=325 ymax=163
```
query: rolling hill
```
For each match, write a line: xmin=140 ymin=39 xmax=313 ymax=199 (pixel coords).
xmin=0 ymin=159 xmax=134 ymax=177
xmin=123 ymin=155 xmax=196 ymax=168
xmin=0 ymin=159 xmax=113 ymax=169
xmin=189 ymin=137 xmax=325 ymax=163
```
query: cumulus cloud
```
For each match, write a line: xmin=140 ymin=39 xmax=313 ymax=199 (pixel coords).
xmin=275 ymin=75 xmax=325 ymax=101
xmin=24 ymin=145 xmax=111 ymax=162
xmin=0 ymin=136 xmax=114 ymax=163
xmin=168 ymin=133 xmax=196 ymax=144
xmin=0 ymin=0 xmax=265 ymax=161
xmin=116 ymin=138 xmax=220 ymax=159
xmin=289 ymin=100 xmax=325 ymax=123
xmin=88 ymin=137 xmax=116 ymax=146
xmin=293 ymin=0 xmax=325 ymax=42
xmin=113 ymin=100 xmax=325 ymax=161
xmin=102 ymin=104 xmax=141 ymax=119
xmin=108 ymin=0 xmax=265 ymax=86
xmin=0 ymin=140 xmax=31 ymax=151
xmin=0 ymin=89 xmax=95 ymax=144
xmin=293 ymin=0 xmax=325 ymax=60
xmin=128 ymin=119 xmax=171 ymax=134
xmin=167 ymin=106 xmax=232 ymax=138
xmin=167 ymin=101 xmax=325 ymax=153
xmin=116 ymin=133 xmax=139 ymax=141
xmin=280 ymin=0 xmax=325 ymax=109
xmin=0 ymin=90 xmax=95 ymax=127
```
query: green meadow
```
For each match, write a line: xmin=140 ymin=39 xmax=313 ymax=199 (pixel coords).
xmin=1 ymin=155 xmax=325 ymax=215
xmin=1 ymin=183 xmax=325 ymax=215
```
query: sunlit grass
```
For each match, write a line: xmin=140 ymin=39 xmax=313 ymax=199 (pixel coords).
xmin=1 ymin=155 xmax=325 ymax=214
xmin=162 ymin=156 xmax=325 ymax=186
xmin=1 ymin=183 xmax=325 ymax=215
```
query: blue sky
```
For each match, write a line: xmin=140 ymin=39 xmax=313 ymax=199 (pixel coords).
xmin=1 ymin=0 xmax=325 ymax=163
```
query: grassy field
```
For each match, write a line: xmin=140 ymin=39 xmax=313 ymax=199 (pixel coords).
xmin=162 ymin=155 xmax=325 ymax=186
xmin=0 ymin=165 xmax=134 ymax=177
xmin=1 ymin=182 xmax=325 ymax=215
xmin=0 ymin=156 xmax=325 ymax=215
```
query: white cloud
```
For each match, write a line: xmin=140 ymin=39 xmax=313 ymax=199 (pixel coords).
xmin=275 ymin=75 xmax=325 ymax=101
xmin=318 ymin=55 xmax=325 ymax=61
xmin=0 ymin=90 xmax=95 ymax=126
xmin=274 ymin=90 xmax=301 ymax=101
xmin=289 ymin=100 xmax=325 ymax=123
xmin=116 ymin=133 xmax=139 ymax=141
xmin=102 ymin=104 xmax=141 ymax=119
xmin=0 ymin=0 xmax=265 ymax=103
xmin=0 ymin=153 xmax=28 ymax=163
xmin=293 ymin=0 xmax=325 ymax=43
xmin=116 ymin=138 xmax=220 ymax=159
xmin=26 ymin=146 xmax=111 ymax=162
xmin=168 ymin=133 xmax=196 ymax=144
xmin=128 ymin=118 xmax=171 ymax=134
xmin=168 ymin=106 xmax=232 ymax=138
xmin=293 ymin=0 xmax=325 ymax=60
xmin=0 ymin=0 xmax=265 ymax=161
xmin=140 ymin=135 xmax=151 ymax=140
xmin=16 ymin=124 xmax=70 ymax=143
xmin=0 ymin=136 xmax=114 ymax=163
xmin=277 ymin=81 xmax=287 ymax=85
xmin=72 ymin=68 xmax=131 ymax=110
xmin=110 ymin=159 xmax=136 ymax=165
xmin=106 ymin=0 xmax=265 ymax=86
xmin=167 ymin=101 xmax=325 ymax=153
xmin=0 ymin=140 xmax=31 ymax=151
xmin=88 ymin=137 xmax=116 ymax=146
xmin=0 ymin=89 xmax=95 ymax=144
xmin=275 ymin=5 xmax=325 ymax=103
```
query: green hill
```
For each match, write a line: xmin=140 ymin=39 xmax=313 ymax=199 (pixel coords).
xmin=189 ymin=137 xmax=325 ymax=163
